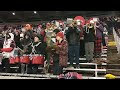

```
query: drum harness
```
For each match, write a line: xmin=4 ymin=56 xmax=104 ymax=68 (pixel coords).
xmin=29 ymin=42 xmax=41 ymax=60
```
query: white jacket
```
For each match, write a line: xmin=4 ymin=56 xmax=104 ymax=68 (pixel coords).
xmin=2 ymin=33 xmax=15 ymax=58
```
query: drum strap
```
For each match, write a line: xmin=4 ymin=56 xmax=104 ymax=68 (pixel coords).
xmin=23 ymin=42 xmax=32 ymax=48
xmin=30 ymin=42 xmax=41 ymax=55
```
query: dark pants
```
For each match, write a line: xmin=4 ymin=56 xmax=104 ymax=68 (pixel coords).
xmin=80 ymin=40 xmax=85 ymax=57
xmin=26 ymin=61 xmax=39 ymax=74
xmin=2 ymin=58 xmax=10 ymax=72
xmin=68 ymin=45 xmax=80 ymax=66
xmin=108 ymin=27 xmax=113 ymax=35
xmin=53 ymin=54 xmax=63 ymax=75
xmin=21 ymin=63 xmax=27 ymax=74
xmin=21 ymin=62 xmax=32 ymax=74
xmin=32 ymin=65 xmax=39 ymax=74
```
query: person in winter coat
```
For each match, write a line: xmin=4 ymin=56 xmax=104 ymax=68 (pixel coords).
xmin=1 ymin=32 xmax=16 ymax=72
xmin=20 ymin=24 xmax=34 ymax=74
xmin=50 ymin=31 xmax=68 ymax=75
xmin=28 ymin=34 xmax=46 ymax=74
xmin=84 ymin=21 xmax=96 ymax=63
xmin=94 ymin=21 xmax=104 ymax=57
xmin=65 ymin=21 xmax=81 ymax=68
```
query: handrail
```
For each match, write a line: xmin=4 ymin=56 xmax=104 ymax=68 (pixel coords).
xmin=113 ymin=27 xmax=120 ymax=54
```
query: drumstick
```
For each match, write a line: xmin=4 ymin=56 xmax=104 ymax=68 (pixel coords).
xmin=17 ymin=46 xmax=24 ymax=53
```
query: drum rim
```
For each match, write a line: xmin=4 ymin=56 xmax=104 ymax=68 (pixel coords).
xmin=32 ymin=54 xmax=43 ymax=56
xmin=22 ymin=54 xmax=29 ymax=56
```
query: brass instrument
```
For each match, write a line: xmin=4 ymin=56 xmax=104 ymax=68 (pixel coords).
xmin=45 ymin=23 xmax=56 ymax=47
xmin=87 ymin=23 xmax=94 ymax=29
xmin=85 ymin=23 xmax=94 ymax=34
xmin=72 ymin=20 xmax=77 ymax=26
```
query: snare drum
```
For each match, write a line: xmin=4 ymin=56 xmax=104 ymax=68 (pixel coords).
xmin=20 ymin=54 xmax=30 ymax=64
xmin=14 ymin=55 xmax=20 ymax=63
xmin=32 ymin=54 xmax=44 ymax=65
xmin=9 ymin=57 xmax=15 ymax=64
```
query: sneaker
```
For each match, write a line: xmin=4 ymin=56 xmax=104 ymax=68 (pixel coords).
xmin=75 ymin=65 xmax=80 ymax=69
xmin=67 ymin=66 xmax=74 ymax=69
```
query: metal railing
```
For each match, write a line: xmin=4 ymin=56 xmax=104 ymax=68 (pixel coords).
xmin=113 ymin=27 xmax=120 ymax=54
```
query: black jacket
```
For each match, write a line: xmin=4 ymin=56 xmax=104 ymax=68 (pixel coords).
xmin=84 ymin=26 xmax=95 ymax=42
xmin=66 ymin=26 xmax=81 ymax=46
xmin=31 ymin=42 xmax=47 ymax=55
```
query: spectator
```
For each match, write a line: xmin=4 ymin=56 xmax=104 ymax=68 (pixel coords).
xmin=66 ymin=20 xmax=81 ymax=68
xmin=53 ymin=32 xmax=68 ymax=75
xmin=94 ymin=21 xmax=104 ymax=57
xmin=84 ymin=21 xmax=95 ymax=63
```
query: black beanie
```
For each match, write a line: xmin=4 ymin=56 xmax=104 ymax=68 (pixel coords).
xmin=35 ymin=34 xmax=44 ymax=42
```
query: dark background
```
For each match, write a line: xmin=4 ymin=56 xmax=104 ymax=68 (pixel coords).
xmin=0 ymin=11 xmax=119 ymax=23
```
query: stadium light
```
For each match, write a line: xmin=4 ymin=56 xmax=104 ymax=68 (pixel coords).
xmin=12 ymin=12 xmax=15 ymax=15
xmin=34 ymin=11 xmax=37 ymax=14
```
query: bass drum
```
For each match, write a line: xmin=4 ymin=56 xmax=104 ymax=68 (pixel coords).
xmin=14 ymin=55 xmax=20 ymax=63
xmin=32 ymin=54 xmax=44 ymax=65
xmin=9 ymin=57 xmax=15 ymax=64
xmin=20 ymin=54 xmax=30 ymax=64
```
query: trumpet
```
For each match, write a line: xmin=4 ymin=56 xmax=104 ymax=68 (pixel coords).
xmin=84 ymin=23 xmax=94 ymax=34
xmin=87 ymin=23 xmax=94 ymax=29
xmin=72 ymin=20 xmax=78 ymax=26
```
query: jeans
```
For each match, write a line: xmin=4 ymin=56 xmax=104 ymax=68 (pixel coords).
xmin=68 ymin=45 xmax=80 ymax=66
xmin=80 ymin=40 xmax=85 ymax=57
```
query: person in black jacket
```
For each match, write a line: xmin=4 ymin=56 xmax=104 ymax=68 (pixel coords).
xmin=84 ymin=22 xmax=95 ymax=63
xmin=19 ymin=24 xmax=34 ymax=74
xmin=30 ymin=34 xmax=47 ymax=74
xmin=65 ymin=21 xmax=81 ymax=68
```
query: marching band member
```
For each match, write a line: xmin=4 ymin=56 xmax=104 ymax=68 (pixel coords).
xmin=30 ymin=34 xmax=46 ymax=74
xmin=1 ymin=32 xmax=16 ymax=72
xmin=19 ymin=24 xmax=34 ymax=74
xmin=45 ymin=23 xmax=57 ymax=73
xmin=84 ymin=20 xmax=96 ymax=63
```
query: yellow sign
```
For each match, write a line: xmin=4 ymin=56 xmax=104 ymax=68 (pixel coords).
xmin=108 ymin=41 xmax=116 ymax=46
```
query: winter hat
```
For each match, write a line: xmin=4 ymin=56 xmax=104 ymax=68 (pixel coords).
xmin=56 ymin=32 xmax=64 ymax=39
xmin=35 ymin=34 xmax=44 ymax=42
